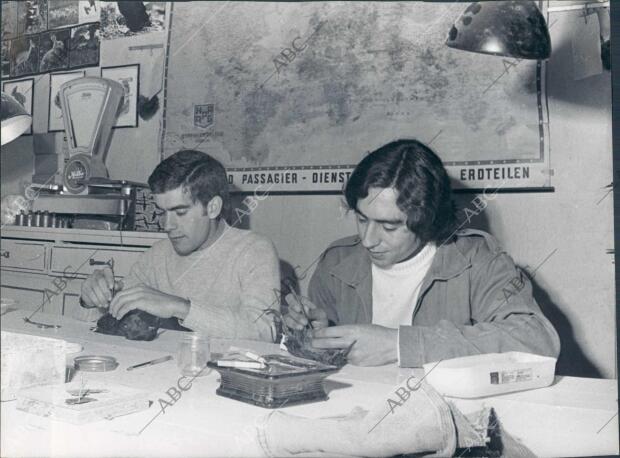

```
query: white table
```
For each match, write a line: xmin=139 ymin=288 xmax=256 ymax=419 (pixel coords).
xmin=1 ymin=310 xmax=618 ymax=457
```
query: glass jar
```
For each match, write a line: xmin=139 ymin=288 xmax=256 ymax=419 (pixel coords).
xmin=177 ymin=333 xmax=211 ymax=377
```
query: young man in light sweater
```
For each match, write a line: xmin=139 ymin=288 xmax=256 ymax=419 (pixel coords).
xmin=80 ymin=150 xmax=280 ymax=341
xmin=285 ymin=139 xmax=560 ymax=366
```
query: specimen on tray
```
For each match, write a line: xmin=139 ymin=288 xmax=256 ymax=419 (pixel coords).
xmin=261 ymin=308 xmax=350 ymax=367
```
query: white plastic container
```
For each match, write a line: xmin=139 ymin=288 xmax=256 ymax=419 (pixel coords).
xmin=423 ymin=352 xmax=557 ymax=398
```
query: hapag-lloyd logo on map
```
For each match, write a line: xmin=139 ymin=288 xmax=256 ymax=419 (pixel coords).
xmin=194 ymin=104 xmax=214 ymax=128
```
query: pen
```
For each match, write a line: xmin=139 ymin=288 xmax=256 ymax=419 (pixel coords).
xmin=126 ymin=355 xmax=173 ymax=371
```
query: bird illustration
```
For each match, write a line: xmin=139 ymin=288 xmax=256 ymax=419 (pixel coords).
xmin=10 ymin=86 xmax=26 ymax=107
xmin=24 ymin=1 xmax=41 ymax=34
xmin=73 ymin=24 xmax=99 ymax=51
xmin=117 ymin=1 xmax=151 ymax=33
xmin=86 ymin=24 xmax=99 ymax=49
xmin=83 ymin=0 xmax=97 ymax=15
xmin=14 ymin=39 xmax=36 ymax=73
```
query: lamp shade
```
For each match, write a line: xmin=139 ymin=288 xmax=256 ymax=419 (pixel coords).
xmin=446 ymin=1 xmax=551 ymax=60
xmin=1 ymin=91 xmax=32 ymax=146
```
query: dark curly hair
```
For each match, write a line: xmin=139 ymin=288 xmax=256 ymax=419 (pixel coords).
xmin=344 ymin=139 xmax=457 ymax=244
xmin=148 ymin=150 xmax=230 ymax=218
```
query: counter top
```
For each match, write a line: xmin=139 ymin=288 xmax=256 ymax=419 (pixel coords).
xmin=1 ymin=226 xmax=167 ymax=246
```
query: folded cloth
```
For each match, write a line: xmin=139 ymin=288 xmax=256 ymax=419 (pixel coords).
xmin=256 ymin=378 xmax=535 ymax=458
xmin=257 ymin=380 xmax=460 ymax=457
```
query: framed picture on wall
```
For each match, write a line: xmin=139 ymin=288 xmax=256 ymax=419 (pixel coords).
xmin=48 ymin=0 xmax=79 ymax=29
xmin=68 ymin=22 xmax=100 ymax=70
xmin=10 ymin=35 xmax=40 ymax=78
xmin=38 ymin=29 xmax=70 ymax=73
xmin=3 ymin=78 xmax=34 ymax=135
xmin=48 ymin=70 xmax=84 ymax=132
xmin=1 ymin=40 xmax=11 ymax=78
xmin=1 ymin=1 xmax=18 ymax=41
xmin=101 ymin=64 xmax=139 ymax=128
xmin=79 ymin=1 xmax=100 ymax=24
xmin=16 ymin=0 xmax=48 ymax=36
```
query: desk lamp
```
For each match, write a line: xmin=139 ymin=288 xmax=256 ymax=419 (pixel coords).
xmin=1 ymin=91 xmax=32 ymax=146
xmin=446 ymin=1 xmax=551 ymax=60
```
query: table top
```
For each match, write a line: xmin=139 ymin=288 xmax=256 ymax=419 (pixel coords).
xmin=1 ymin=309 xmax=618 ymax=457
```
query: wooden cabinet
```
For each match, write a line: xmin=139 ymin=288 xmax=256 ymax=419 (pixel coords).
xmin=0 ymin=227 xmax=166 ymax=320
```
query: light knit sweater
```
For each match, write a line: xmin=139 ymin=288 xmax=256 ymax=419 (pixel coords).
xmin=123 ymin=223 xmax=280 ymax=341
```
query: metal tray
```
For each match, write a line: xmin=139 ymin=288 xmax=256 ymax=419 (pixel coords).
xmin=73 ymin=355 xmax=119 ymax=372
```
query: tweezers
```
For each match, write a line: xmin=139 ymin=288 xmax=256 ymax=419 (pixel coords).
xmin=343 ymin=340 xmax=357 ymax=357
xmin=109 ymin=259 xmax=116 ymax=299
xmin=285 ymin=282 xmax=314 ymax=329
xmin=23 ymin=317 xmax=61 ymax=329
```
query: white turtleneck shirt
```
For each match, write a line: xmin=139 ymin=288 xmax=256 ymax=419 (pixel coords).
xmin=371 ymin=242 xmax=437 ymax=328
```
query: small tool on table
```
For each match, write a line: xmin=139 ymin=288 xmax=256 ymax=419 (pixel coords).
xmin=126 ymin=355 xmax=173 ymax=371
xmin=23 ymin=317 xmax=61 ymax=329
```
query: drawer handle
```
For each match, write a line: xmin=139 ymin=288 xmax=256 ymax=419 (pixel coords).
xmin=89 ymin=258 xmax=114 ymax=268
xmin=0 ymin=251 xmax=9 ymax=258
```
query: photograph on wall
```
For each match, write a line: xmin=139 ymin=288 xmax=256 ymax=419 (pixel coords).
xmin=78 ymin=0 xmax=100 ymax=24
xmin=1 ymin=1 xmax=18 ymax=41
xmin=48 ymin=0 xmax=79 ymax=29
xmin=1 ymin=41 xmax=11 ymax=78
xmin=100 ymin=1 xmax=166 ymax=40
xmin=101 ymin=64 xmax=139 ymax=127
xmin=17 ymin=0 xmax=48 ymax=36
xmin=68 ymin=22 xmax=99 ymax=69
xmin=48 ymin=70 xmax=84 ymax=132
xmin=10 ymin=35 xmax=40 ymax=77
xmin=39 ymin=29 xmax=70 ymax=72
xmin=3 ymin=78 xmax=34 ymax=135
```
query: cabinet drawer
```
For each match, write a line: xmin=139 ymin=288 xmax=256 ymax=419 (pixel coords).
xmin=0 ymin=286 xmax=45 ymax=312
xmin=50 ymin=246 xmax=145 ymax=278
xmin=1 ymin=271 xmax=63 ymax=314
xmin=0 ymin=240 xmax=47 ymax=271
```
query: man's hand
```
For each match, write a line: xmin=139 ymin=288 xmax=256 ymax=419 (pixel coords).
xmin=283 ymin=293 xmax=328 ymax=330
xmin=109 ymin=284 xmax=190 ymax=321
xmin=312 ymin=324 xmax=398 ymax=366
xmin=80 ymin=267 xmax=122 ymax=309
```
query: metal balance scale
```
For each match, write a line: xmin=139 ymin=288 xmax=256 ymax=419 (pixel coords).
xmin=30 ymin=77 xmax=145 ymax=231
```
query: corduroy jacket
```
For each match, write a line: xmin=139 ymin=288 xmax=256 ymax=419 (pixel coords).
xmin=308 ymin=229 xmax=561 ymax=367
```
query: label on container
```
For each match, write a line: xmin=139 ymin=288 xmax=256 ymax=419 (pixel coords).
xmin=489 ymin=368 xmax=533 ymax=384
